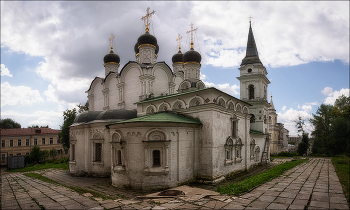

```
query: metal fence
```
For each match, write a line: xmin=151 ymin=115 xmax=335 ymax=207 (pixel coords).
xmin=7 ymin=156 xmax=25 ymax=170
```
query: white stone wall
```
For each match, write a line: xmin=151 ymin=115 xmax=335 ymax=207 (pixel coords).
xmin=108 ymin=77 xmax=118 ymax=110
xmin=93 ymin=81 xmax=104 ymax=111
xmin=152 ymin=67 xmax=170 ymax=96
xmin=124 ymin=67 xmax=141 ymax=110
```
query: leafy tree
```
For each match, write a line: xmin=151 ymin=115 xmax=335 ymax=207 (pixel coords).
xmin=77 ymin=100 xmax=89 ymax=113
xmin=0 ymin=118 xmax=21 ymax=129
xmin=58 ymin=108 xmax=77 ymax=150
xmin=310 ymin=95 xmax=350 ymax=156
xmin=49 ymin=148 xmax=57 ymax=160
xmin=297 ymin=133 xmax=309 ymax=156
xmin=26 ymin=146 xmax=49 ymax=164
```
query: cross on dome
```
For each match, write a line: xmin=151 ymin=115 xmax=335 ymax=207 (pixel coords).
xmin=186 ymin=23 xmax=198 ymax=49
xmin=248 ymin=15 xmax=253 ymax=23
xmin=109 ymin=33 xmax=115 ymax=50
xmin=176 ymin=34 xmax=182 ymax=51
xmin=141 ymin=7 xmax=155 ymax=32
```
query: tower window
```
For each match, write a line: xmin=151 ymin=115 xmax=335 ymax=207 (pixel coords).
xmin=153 ymin=150 xmax=161 ymax=167
xmin=248 ymin=68 xmax=252 ymax=73
xmin=249 ymin=85 xmax=254 ymax=99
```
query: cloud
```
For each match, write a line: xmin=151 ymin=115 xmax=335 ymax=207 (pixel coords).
xmin=1 ymin=109 xmax=62 ymax=129
xmin=204 ymin=81 xmax=240 ymax=96
xmin=1 ymin=82 xmax=44 ymax=107
xmin=1 ymin=64 xmax=13 ymax=77
xmin=323 ymin=88 xmax=350 ymax=105
xmin=321 ymin=87 xmax=333 ymax=96
xmin=277 ymin=108 xmax=313 ymax=136
xmin=282 ymin=106 xmax=287 ymax=112
xmin=1 ymin=1 xmax=349 ymax=105
xmin=301 ymin=105 xmax=312 ymax=113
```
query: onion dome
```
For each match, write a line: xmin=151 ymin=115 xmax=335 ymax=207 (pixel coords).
xmin=183 ymin=48 xmax=201 ymax=64
xmin=103 ymin=49 xmax=120 ymax=65
xmin=137 ymin=31 xmax=158 ymax=48
xmin=134 ymin=42 xmax=139 ymax=54
xmin=172 ymin=50 xmax=184 ymax=63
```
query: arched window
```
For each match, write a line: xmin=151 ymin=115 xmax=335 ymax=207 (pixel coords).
xmin=117 ymin=150 xmax=122 ymax=165
xmin=225 ymin=137 xmax=234 ymax=165
xmin=153 ymin=150 xmax=161 ymax=167
xmin=249 ymin=85 xmax=254 ymax=99
xmin=250 ymin=114 xmax=256 ymax=123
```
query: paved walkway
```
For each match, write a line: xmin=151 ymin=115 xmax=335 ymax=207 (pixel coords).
xmin=1 ymin=158 xmax=348 ymax=209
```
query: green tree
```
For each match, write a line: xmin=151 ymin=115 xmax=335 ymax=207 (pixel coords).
xmin=77 ymin=100 xmax=89 ymax=113
xmin=295 ymin=116 xmax=309 ymax=156
xmin=27 ymin=146 xmax=49 ymax=164
xmin=0 ymin=118 xmax=21 ymax=129
xmin=58 ymin=108 xmax=77 ymax=150
xmin=49 ymin=148 xmax=57 ymax=160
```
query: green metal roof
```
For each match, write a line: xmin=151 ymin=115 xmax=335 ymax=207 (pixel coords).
xmin=107 ymin=112 xmax=201 ymax=126
xmin=250 ymin=129 xmax=265 ymax=135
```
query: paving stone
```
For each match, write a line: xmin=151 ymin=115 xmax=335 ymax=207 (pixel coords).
xmin=247 ymin=200 xmax=270 ymax=209
xmin=222 ymin=202 xmax=247 ymax=209
xmin=263 ymin=190 xmax=281 ymax=196
xmin=309 ymin=200 xmax=329 ymax=209
xmin=173 ymin=203 xmax=198 ymax=209
xmin=288 ymin=204 xmax=306 ymax=210
xmin=291 ymin=198 xmax=309 ymax=206
xmin=266 ymin=202 xmax=288 ymax=210
xmin=329 ymin=203 xmax=350 ymax=210
xmin=160 ymin=202 xmax=184 ymax=209
xmin=330 ymin=195 xmax=348 ymax=204
xmin=273 ymin=197 xmax=294 ymax=205
xmin=202 ymin=200 xmax=227 ymax=209
xmin=102 ymin=201 xmax=123 ymax=209
xmin=295 ymin=193 xmax=310 ymax=200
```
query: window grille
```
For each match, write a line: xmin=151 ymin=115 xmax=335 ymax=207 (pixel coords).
xmin=153 ymin=150 xmax=161 ymax=167
xmin=95 ymin=143 xmax=102 ymax=162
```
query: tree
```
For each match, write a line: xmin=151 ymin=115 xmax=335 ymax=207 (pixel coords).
xmin=0 ymin=118 xmax=21 ymax=129
xmin=58 ymin=108 xmax=77 ymax=150
xmin=310 ymin=95 xmax=350 ymax=156
xmin=295 ymin=116 xmax=309 ymax=156
xmin=77 ymin=100 xmax=89 ymax=113
xmin=49 ymin=148 xmax=57 ymax=160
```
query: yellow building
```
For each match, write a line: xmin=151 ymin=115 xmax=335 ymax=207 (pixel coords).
xmin=1 ymin=127 xmax=63 ymax=166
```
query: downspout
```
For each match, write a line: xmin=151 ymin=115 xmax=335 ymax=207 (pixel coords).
xmin=176 ymin=129 xmax=179 ymax=182
xmin=245 ymin=114 xmax=248 ymax=171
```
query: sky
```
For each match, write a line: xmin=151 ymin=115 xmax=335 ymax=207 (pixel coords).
xmin=1 ymin=1 xmax=349 ymax=136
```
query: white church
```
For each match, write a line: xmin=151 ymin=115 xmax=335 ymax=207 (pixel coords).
xmin=69 ymin=9 xmax=273 ymax=190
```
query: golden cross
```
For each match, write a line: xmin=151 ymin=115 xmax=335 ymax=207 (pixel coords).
xmin=186 ymin=23 xmax=198 ymax=49
xmin=109 ymin=33 xmax=115 ymax=50
xmin=248 ymin=16 xmax=253 ymax=23
xmin=176 ymin=34 xmax=182 ymax=51
xmin=141 ymin=7 xmax=155 ymax=32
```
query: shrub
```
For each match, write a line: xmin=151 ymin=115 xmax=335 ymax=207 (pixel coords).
xmin=277 ymin=152 xmax=298 ymax=157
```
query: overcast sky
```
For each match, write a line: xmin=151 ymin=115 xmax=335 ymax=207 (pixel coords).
xmin=1 ymin=1 xmax=349 ymax=135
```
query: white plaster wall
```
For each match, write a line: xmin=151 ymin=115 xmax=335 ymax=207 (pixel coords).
xmin=152 ymin=67 xmax=169 ymax=97
xmin=93 ymin=84 xmax=104 ymax=111
xmin=108 ymin=77 xmax=118 ymax=109
xmin=124 ymin=68 xmax=141 ymax=110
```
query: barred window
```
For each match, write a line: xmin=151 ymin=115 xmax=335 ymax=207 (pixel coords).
xmin=95 ymin=143 xmax=102 ymax=162
xmin=153 ymin=150 xmax=161 ymax=167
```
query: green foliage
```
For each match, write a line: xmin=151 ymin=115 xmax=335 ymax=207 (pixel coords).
xmin=311 ymin=95 xmax=350 ymax=156
xmin=77 ymin=100 xmax=89 ymax=113
xmin=331 ymin=156 xmax=349 ymax=204
xmin=58 ymin=108 xmax=77 ymax=150
xmin=0 ymin=118 xmax=21 ymax=129
xmin=276 ymin=151 xmax=299 ymax=157
xmin=217 ymin=159 xmax=308 ymax=195
xmin=7 ymin=160 xmax=69 ymax=172
xmin=25 ymin=146 xmax=49 ymax=164
xmin=49 ymin=148 xmax=57 ymax=160
xmin=297 ymin=133 xmax=309 ymax=156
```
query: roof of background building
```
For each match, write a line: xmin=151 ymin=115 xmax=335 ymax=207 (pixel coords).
xmin=0 ymin=128 xmax=60 ymax=137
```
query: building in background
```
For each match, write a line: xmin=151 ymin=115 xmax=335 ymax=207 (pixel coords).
xmin=0 ymin=127 xmax=62 ymax=166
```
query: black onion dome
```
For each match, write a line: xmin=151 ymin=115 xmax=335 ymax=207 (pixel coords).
xmin=134 ymin=42 xmax=139 ymax=54
xmin=137 ymin=31 xmax=157 ymax=48
xmin=172 ymin=50 xmax=184 ymax=63
xmin=104 ymin=50 xmax=120 ymax=64
xmin=155 ymin=43 xmax=159 ymax=55
xmin=183 ymin=48 xmax=201 ymax=64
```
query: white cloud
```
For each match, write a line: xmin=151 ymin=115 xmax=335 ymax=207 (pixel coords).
xmin=321 ymin=87 xmax=333 ymax=96
xmin=305 ymin=102 xmax=319 ymax=106
xmin=302 ymin=105 xmax=312 ymax=113
xmin=323 ymin=88 xmax=350 ymax=105
xmin=282 ymin=106 xmax=287 ymax=112
xmin=1 ymin=82 xmax=44 ymax=107
xmin=200 ymin=73 xmax=207 ymax=80
xmin=277 ymin=108 xmax=313 ymax=136
xmin=1 ymin=64 xmax=13 ymax=77
xmin=1 ymin=109 xmax=62 ymax=129
xmin=204 ymin=81 xmax=240 ymax=96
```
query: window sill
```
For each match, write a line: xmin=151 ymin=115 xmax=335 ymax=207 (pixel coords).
xmin=92 ymin=161 xmax=104 ymax=166
xmin=113 ymin=165 xmax=125 ymax=174
xmin=225 ymin=160 xmax=233 ymax=166
xmin=235 ymin=158 xmax=242 ymax=163
xmin=69 ymin=161 xmax=76 ymax=165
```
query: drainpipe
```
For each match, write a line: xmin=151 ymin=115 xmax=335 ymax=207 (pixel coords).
xmin=245 ymin=114 xmax=248 ymax=171
xmin=176 ymin=129 xmax=179 ymax=182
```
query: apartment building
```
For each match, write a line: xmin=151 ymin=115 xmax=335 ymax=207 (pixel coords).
xmin=1 ymin=127 xmax=62 ymax=166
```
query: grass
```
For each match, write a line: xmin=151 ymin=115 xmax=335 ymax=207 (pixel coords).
xmin=6 ymin=162 xmax=69 ymax=172
xmin=217 ymin=158 xmax=308 ymax=195
xmin=331 ymin=155 xmax=349 ymax=204
xmin=24 ymin=172 xmax=121 ymax=200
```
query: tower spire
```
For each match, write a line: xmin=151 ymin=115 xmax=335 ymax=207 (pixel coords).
xmin=270 ymin=94 xmax=275 ymax=110
xmin=186 ymin=23 xmax=198 ymax=49
xmin=241 ymin=18 xmax=262 ymax=65
xmin=141 ymin=7 xmax=155 ymax=33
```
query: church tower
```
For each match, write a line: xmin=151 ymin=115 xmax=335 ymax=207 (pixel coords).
xmin=104 ymin=33 xmax=120 ymax=76
xmin=237 ymin=20 xmax=270 ymax=134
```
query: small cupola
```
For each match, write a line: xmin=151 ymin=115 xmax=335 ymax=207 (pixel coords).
xmin=104 ymin=33 xmax=120 ymax=76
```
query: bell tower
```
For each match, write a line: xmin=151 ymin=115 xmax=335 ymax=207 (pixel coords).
xmin=237 ymin=20 xmax=270 ymax=133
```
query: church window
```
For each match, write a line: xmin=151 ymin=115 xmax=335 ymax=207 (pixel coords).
xmin=228 ymin=102 xmax=234 ymax=110
xmin=232 ymin=121 xmax=237 ymax=138
xmin=250 ymin=139 xmax=256 ymax=160
xmin=71 ymin=144 xmax=75 ymax=161
xmin=117 ymin=150 xmax=122 ymax=166
xmin=250 ymin=114 xmax=255 ymax=123
xmin=255 ymin=146 xmax=260 ymax=162
xmin=248 ymin=68 xmax=252 ymax=73
xmin=153 ymin=150 xmax=161 ymax=167
xmin=218 ymin=98 xmax=225 ymax=107
xmin=225 ymin=137 xmax=234 ymax=165
xmin=95 ymin=143 xmax=102 ymax=162
xmin=249 ymin=85 xmax=254 ymax=99
xmin=235 ymin=138 xmax=243 ymax=163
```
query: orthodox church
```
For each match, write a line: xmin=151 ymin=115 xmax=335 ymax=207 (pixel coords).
xmin=69 ymin=8 xmax=271 ymax=190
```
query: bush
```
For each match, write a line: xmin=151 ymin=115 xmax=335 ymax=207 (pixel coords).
xmin=25 ymin=146 xmax=49 ymax=165
xmin=277 ymin=152 xmax=298 ymax=157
